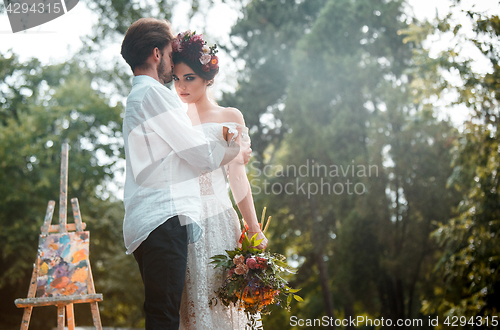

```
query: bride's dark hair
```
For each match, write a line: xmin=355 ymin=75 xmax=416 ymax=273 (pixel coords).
xmin=171 ymin=31 xmax=219 ymax=83
xmin=172 ymin=54 xmax=219 ymax=82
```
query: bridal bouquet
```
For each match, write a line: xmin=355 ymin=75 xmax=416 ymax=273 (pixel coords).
xmin=209 ymin=208 xmax=302 ymax=329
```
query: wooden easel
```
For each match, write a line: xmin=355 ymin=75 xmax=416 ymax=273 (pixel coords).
xmin=15 ymin=143 xmax=103 ymax=330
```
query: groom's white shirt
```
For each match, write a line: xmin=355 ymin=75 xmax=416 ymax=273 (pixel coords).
xmin=122 ymin=75 xmax=225 ymax=254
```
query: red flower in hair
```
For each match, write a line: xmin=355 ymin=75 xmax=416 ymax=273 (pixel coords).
xmin=209 ymin=56 xmax=219 ymax=70
xmin=171 ymin=38 xmax=182 ymax=53
xmin=202 ymin=64 xmax=210 ymax=72
xmin=191 ymin=33 xmax=204 ymax=43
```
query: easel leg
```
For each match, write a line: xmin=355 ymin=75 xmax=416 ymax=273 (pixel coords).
xmin=20 ymin=307 xmax=33 ymax=330
xmin=19 ymin=259 xmax=39 ymax=330
xmin=90 ymin=302 xmax=102 ymax=330
xmin=57 ymin=305 xmax=65 ymax=330
xmin=86 ymin=260 xmax=102 ymax=329
xmin=66 ymin=303 xmax=75 ymax=330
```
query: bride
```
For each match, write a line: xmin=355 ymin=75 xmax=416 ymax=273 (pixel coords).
xmin=171 ymin=31 xmax=267 ymax=329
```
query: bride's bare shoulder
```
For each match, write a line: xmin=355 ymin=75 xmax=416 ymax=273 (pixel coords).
xmin=221 ymin=107 xmax=245 ymax=126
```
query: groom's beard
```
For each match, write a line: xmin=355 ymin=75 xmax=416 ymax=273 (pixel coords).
xmin=157 ymin=57 xmax=173 ymax=85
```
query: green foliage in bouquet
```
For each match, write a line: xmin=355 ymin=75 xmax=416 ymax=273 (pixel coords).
xmin=209 ymin=208 xmax=302 ymax=329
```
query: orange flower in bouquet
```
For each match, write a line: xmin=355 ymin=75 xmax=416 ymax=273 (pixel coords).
xmin=236 ymin=286 xmax=279 ymax=307
xmin=209 ymin=208 xmax=302 ymax=330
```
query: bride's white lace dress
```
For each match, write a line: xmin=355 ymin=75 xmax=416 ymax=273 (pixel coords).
xmin=179 ymin=122 xmax=258 ymax=330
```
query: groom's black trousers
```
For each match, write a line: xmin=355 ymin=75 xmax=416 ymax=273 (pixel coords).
xmin=133 ymin=216 xmax=188 ymax=330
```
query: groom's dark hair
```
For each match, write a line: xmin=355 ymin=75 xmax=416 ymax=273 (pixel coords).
xmin=121 ymin=18 xmax=175 ymax=72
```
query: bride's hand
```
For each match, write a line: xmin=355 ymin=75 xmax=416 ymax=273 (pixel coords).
xmin=249 ymin=231 xmax=268 ymax=251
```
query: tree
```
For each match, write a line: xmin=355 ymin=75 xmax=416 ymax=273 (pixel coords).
xmin=0 ymin=51 xmax=143 ymax=329
xmin=0 ymin=0 xmax=220 ymax=38
xmin=414 ymin=2 xmax=500 ymax=324
xmin=220 ymin=0 xmax=327 ymax=166
xmin=224 ymin=1 xmax=462 ymax=328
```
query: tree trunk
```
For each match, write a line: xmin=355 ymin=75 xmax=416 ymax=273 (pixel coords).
xmin=316 ymin=252 xmax=335 ymax=330
xmin=309 ymin=196 xmax=335 ymax=329
xmin=342 ymin=290 xmax=355 ymax=330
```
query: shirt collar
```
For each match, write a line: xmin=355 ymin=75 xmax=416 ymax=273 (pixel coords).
xmin=132 ymin=75 xmax=162 ymax=86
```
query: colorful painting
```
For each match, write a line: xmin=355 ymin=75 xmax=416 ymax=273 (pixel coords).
xmin=36 ymin=232 xmax=90 ymax=297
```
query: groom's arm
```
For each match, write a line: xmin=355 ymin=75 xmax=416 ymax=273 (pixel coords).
xmin=141 ymin=86 xmax=240 ymax=171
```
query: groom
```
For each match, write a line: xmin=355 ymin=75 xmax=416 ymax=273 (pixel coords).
xmin=120 ymin=18 xmax=251 ymax=329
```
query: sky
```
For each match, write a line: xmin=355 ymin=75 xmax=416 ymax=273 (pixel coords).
xmin=0 ymin=0 xmax=239 ymax=63
xmin=0 ymin=0 xmax=499 ymax=124
xmin=1 ymin=0 xmax=498 ymax=61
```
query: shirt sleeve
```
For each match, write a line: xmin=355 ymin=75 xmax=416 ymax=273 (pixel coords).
xmin=127 ymin=85 xmax=225 ymax=181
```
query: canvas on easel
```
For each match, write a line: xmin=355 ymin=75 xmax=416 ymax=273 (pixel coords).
xmin=15 ymin=143 xmax=103 ymax=330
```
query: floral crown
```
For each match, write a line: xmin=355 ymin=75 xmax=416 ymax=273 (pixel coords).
xmin=172 ymin=31 xmax=219 ymax=73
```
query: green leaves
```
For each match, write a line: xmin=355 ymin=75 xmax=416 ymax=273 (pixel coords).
xmin=241 ymin=231 xmax=251 ymax=251
xmin=226 ymin=0 xmax=467 ymax=326
xmin=0 ymin=52 xmax=138 ymax=328
xmin=408 ymin=1 xmax=500 ymax=321
xmin=270 ymin=257 xmax=296 ymax=274
xmin=209 ymin=254 xmax=232 ymax=269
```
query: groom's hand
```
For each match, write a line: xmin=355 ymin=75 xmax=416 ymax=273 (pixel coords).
xmin=236 ymin=125 xmax=252 ymax=165
xmin=221 ymin=125 xmax=246 ymax=166
xmin=242 ymin=142 xmax=252 ymax=165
